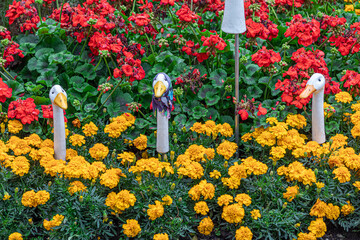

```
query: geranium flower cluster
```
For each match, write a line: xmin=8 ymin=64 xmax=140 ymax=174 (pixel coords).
xmin=128 ymin=12 xmax=158 ymax=36
xmin=41 ymin=104 xmax=68 ymax=123
xmin=275 ymin=48 xmax=340 ymax=109
xmin=5 ymin=0 xmax=40 ymax=32
xmin=340 ymin=70 xmax=360 ymax=97
xmin=284 ymin=14 xmax=321 ymax=47
xmin=0 ymin=26 xmax=24 ymax=68
xmin=8 ymin=98 xmax=40 ymax=124
xmin=175 ymin=68 xmax=206 ymax=93
xmin=235 ymin=96 xmax=267 ymax=121
xmin=275 ymin=0 xmax=304 ymax=8
xmin=0 ymin=77 xmax=12 ymax=103
xmin=190 ymin=120 xmax=233 ymax=137
xmin=251 ymin=46 xmax=281 ymax=68
xmin=329 ymin=22 xmax=360 ymax=56
xmin=175 ymin=4 xmax=200 ymax=26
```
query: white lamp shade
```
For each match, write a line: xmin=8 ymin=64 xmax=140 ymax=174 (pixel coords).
xmin=221 ymin=0 xmax=247 ymax=34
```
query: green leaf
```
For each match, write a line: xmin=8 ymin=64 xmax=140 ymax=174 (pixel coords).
xmin=32 ymin=96 xmax=49 ymax=105
xmin=4 ymin=80 xmax=24 ymax=96
xmin=135 ymin=118 xmax=150 ymax=129
xmin=174 ymin=114 xmax=186 ymax=128
xmin=220 ymin=115 xmax=234 ymax=126
xmin=138 ymin=81 xmax=153 ymax=95
xmin=198 ymin=85 xmax=215 ymax=99
xmin=37 ymin=72 xmax=58 ymax=87
xmin=101 ymin=89 xmax=133 ymax=117
xmin=191 ymin=106 xmax=208 ymax=120
xmin=155 ymin=51 xmax=173 ymax=63
xmin=27 ymin=57 xmax=38 ymax=71
xmin=84 ymin=103 xmax=97 ymax=113
xmin=246 ymin=64 xmax=260 ymax=77
xmin=35 ymin=36 xmax=66 ymax=53
xmin=209 ymin=69 xmax=227 ymax=88
xmin=35 ymin=48 xmax=54 ymax=59
xmin=205 ymin=92 xmax=220 ymax=106
xmin=243 ymin=75 xmax=257 ymax=85
xmin=48 ymin=51 xmax=74 ymax=64
xmin=246 ymin=85 xmax=263 ymax=99
xmin=75 ymin=63 xmax=96 ymax=80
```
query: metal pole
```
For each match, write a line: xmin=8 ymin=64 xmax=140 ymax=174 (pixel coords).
xmin=235 ymin=34 xmax=239 ymax=158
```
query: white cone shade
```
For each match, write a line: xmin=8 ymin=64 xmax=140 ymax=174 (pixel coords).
xmin=221 ymin=0 xmax=247 ymax=34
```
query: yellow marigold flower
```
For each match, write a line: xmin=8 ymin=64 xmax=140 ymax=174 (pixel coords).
xmin=228 ymin=162 xmax=248 ymax=179
xmin=161 ymin=195 xmax=172 ymax=206
xmin=308 ymin=218 xmax=327 ymax=238
xmin=147 ymin=200 xmax=164 ymax=220
xmin=219 ymin=123 xmax=233 ymax=137
xmin=266 ymin=117 xmax=278 ymax=125
xmin=255 ymin=131 xmax=276 ymax=147
xmin=221 ymin=176 xmax=241 ymax=189
xmin=8 ymin=232 xmax=23 ymax=240
xmin=316 ymin=182 xmax=325 ymax=189
xmin=185 ymin=144 xmax=207 ymax=162
xmin=104 ymin=121 xmax=127 ymax=138
xmin=235 ymin=226 xmax=253 ymax=240
xmin=197 ymin=217 xmax=214 ymax=236
xmin=117 ymin=151 xmax=136 ymax=165
xmin=297 ymin=232 xmax=316 ymax=240
xmin=129 ymin=158 xmax=174 ymax=177
xmin=324 ymin=102 xmax=335 ymax=118
xmin=345 ymin=5 xmax=354 ymax=12
xmin=7 ymin=136 xmax=31 ymax=156
xmin=68 ymin=181 xmax=87 ymax=195
xmin=310 ymin=199 xmax=327 ymax=218
xmin=66 ymin=148 xmax=78 ymax=160
xmin=122 ymin=219 xmax=141 ymax=238
xmin=82 ymin=121 xmax=98 ymax=136
xmin=24 ymin=134 xmax=42 ymax=148
xmin=333 ymin=166 xmax=351 ymax=183
xmin=241 ymin=156 xmax=268 ymax=175
xmin=40 ymin=139 xmax=54 ymax=148
xmin=100 ymin=168 xmax=126 ymax=189
xmin=283 ymin=185 xmax=299 ymax=202
xmin=235 ymin=193 xmax=252 ymax=206
xmin=133 ymin=134 xmax=147 ymax=150
xmin=335 ymin=91 xmax=353 ymax=103
xmin=330 ymin=134 xmax=348 ymax=150
xmin=69 ymin=134 xmax=85 ymax=147
xmin=222 ymin=203 xmax=245 ymax=223
xmin=190 ymin=122 xmax=205 ymax=134
xmin=188 ymin=180 xmax=215 ymax=201
xmin=351 ymin=123 xmax=360 ymax=138
xmin=204 ymin=148 xmax=215 ymax=160
xmin=241 ymin=132 xmax=252 ymax=142
xmin=341 ymin=201 xmax=355 ymax=216
xmin=270 ymin=146 xmax=286 ymax=161
xmin=105 ymin=190 xmax=136 ymax=213
xmin=286 ymin=114 xmax=307 ymax=129
xmin=250 ymin=209 xmax=261 ymax=220
xmin=8 ymin=120 xmax=23 ymax=134
xmin=216 ymin=140 xmax=238 ymax=160
xmin=217 ymin=194 xmax=233 ymax=206
xmin=122 ymin=112 xmax=136 ymax=125
xmin=269 ymin=122 xmax=288 ymax=138
xmin=43 ymin=214 xmax=64 ymax=231
xmin=89 ymin=143 xmax=109 ymax=160
xmin=194 ymin=201 xmax=209 ymax=215
xmin=11 ymin=156 xmax=30 ymax=176
xmin=209 ymin=170 xmax=221 ymax=179
xmin=326 ymin=203 xmax=340 ymax=220
xmin=353 ymin=181 xmax=360 ymax=190
xmin=21 ymin=190 xmax=50 ymax=207
xmin=153 ymin=233 xmax=169 ymax=240
xmin=3 ymin=193 xmax=11 ymax=200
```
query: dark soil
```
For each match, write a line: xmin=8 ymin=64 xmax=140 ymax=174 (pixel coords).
xmin=319 ymin=223 xmax=360 ymax=240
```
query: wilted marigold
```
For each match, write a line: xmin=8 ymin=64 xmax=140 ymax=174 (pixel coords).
xmin=72 ymin=118 xmax=81 ymax=128
xmin=122 ymin=219 xmax=141 ymax=238
xmin=82 ymin=121 xmax=98 ymax=136
xmin=147 ymin=200 xmax=164 ymax=220
xmin=335 ymin=91 xmax=353 ymax=103
xmin=216 ymin=140 xmax=237 ymax=160
xmin=8 ymin=119 xmax=23 ymax=134
xmin=235 ymin=226 xmax=253 ymax=240
xmin=197 ymin=217 xmax=214 ymax=236
xmin=133 ymin=134 xmax=147 ymax=150
xmin=194 ymin=201 xmax=209 ymax=215
xmin=89 ymin=143 xmax=109 ymax=160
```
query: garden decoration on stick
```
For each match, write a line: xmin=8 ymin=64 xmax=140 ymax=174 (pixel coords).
xmin=151 ymin=73 xmax=174 ymax=158
xmin=221 ymin=0 xmax=246 ymax=154
xmin=299 ymin=73 xmax=326 ymax=144
xmin=49 ymin=85 xmax=68 ymax=161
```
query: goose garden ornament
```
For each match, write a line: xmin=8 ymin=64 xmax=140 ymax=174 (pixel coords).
xmin=151 ymin=73 xmax=174 ymax=154
xmin=299 ymin=73 xmax=326 ymax=144
xmin=49 ymin=85 xmax=68 ymax=161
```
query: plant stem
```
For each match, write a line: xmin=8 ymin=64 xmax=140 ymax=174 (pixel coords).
xmin=94 ymin=57 xmax=102 ymax=71
xmin=95 ymin=91 xmax=103 ymax=106
xmin=138 ymin=109 xmax=147 ymax=119
xmin=58 ymin=1 xmax=65 ymax=27
xmin=176 ymin=96 xmax=184 ymax=112
xmin=292 ymin=0 xmax=295 ymax=16
xmin=79 ymin=25 xmax=93 ymax=59
xmin=129 ymin=0 xmax=136 ymax=17
xmin=0 ymin=71 xmax=12 ymax=82
xmin=330 ymin=53 xmax=336 ymax=72
xmin=71 ymin=41 xmax=80 ymax=54
xmin=2 ymin=67 xmax=15 ymax=81
xmin=264 ymin=74 xmax=273 ymax=99
xmin=190 ymin=25 xmax=201 ymax=44
xmin=104 ymin=57 xmax=112 ymax=77
xmin=145 ymin=33 xmax=156 ymax=56
xmin=97 ymin=79 xmax=124 ymax=112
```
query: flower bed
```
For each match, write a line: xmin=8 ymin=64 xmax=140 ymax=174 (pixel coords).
xmin=2 ymin=0 xmax=360 ymax=239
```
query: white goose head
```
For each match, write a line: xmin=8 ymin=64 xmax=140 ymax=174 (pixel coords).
xmin=300 ymin=73 xmax=326 ymax=99
xmin=49 ymin=85 xmax=68 ymax=109
xmin=153 ymin=73 xmax=169 ymax=98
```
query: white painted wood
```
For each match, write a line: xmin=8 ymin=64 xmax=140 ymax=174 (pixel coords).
xmin=312 ymin=87 xmax=325 ymax=144
xmin=53 ymin=103 xmax=66 ymax=160
xmin=156 ymin=109 xmax=169 ymax=154
xmin=221 ymin=0 xmax=247 ymax=34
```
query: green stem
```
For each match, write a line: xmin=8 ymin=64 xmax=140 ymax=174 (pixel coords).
xmin=0 ymin=71 xmax=12 ymax=82
xmin=145 ymin=33 xmax=156 ymax=56
xmin=94 ymin=57 xmax=102 ymax=71
xmin=330 ymin=53 xmax=336 ymax=73
xmin=95 ymin=91 xmax=103 ymax=106
xmin=138 ymin=109 xmax=147 ymax=119
xmin=109 ymin=54 xmax=117 ymax=68
xmin=71 ymin=41 xmax=80 ymax=54
xmin=190 ymin=0 xmax=193 ymax=11
xmin=292 ymin=0 xmax=295 ymax=16
xmin=79 ymin=25 xmax=93 ymax=59
xmin=176 ymin=96 xmax=184 ymax=112
xmin=37 ymin=3 xmax=42 ymax=23
xmin=167 ymin=6 xmax=177 ymax=25
xmin=56 ymin=0 xmax=59 ymax=9
xmin=190 ymin=25 xmax=201 ymax=44
xmin=2 ymin=67 xmax=15 ymax=81
xmin=104 ymin=57 xmax=112 ymax=77
xmin=264 ymin=74 xmax=273 ymax=100
xmin=129 ymin=0 xmax=136 ymax=17
xmin=58 ymin=1 xmax=65 ymax=27
xmin=97 ymin=79 xmax=124 ymax=112
xmin=270 ymin=6 xmax=279 ymax=23
xmin=318 ymin=37 xmax=329 ymax=49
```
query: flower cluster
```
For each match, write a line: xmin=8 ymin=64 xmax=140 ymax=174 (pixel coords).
xmin=21 ymin=190 xmax=50 ymax=207
xmin=89 ymin=143 xmax=109 ymax=160
xmin=175 ymin=68 xmax=206 ymax=93
xmin=235 ymin=96 xmax=267 ymax=121
xmin=68 ymin=181 xmax=87 ymax=195
xmin=105 ymin=190 xmax=136 ymax=214
xmin=251 ymin=46 xmax=281 ymax=68
xmin=6 ymin=0 xmax=40 ymax=32
xmin=8 ymin=98 xmax=40 ymax=124
xmin=190 ymin=120 xmax=233 ymax=137
xmin=43 ymin=214 xmax=64 ymax=231
xmin=277 ymin=161 xmax=316 ymax=185
xmin=100 ymin=168 xmax=126 ymax=188
xmin=129 ymin=158 xmax=174 ymax=177
xmin=0 ymin=27 xmax=24 ymax=68
xmin=122 ymin=219 xmax=141 ymax=238
xmin=0 ymin=77 xmax=12 ymax=103
xmin=104 ymin=113 xmax=135 ymax=138
xmin=340 ymin=70 xmax=360 ymax=97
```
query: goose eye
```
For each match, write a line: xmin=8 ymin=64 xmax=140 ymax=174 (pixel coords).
xmin=52 ymin=91 xmax=54 ymax=94
xmin=318 ymin=79 xmax=321 ymax=82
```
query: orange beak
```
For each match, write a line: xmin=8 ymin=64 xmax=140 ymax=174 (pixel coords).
xmin=54 ymin=93 xmax=68 ymax=110
xmin=299 ymin=85 xmax=316 ymax=99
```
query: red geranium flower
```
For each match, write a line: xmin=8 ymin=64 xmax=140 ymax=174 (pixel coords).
xmin=122 ymin=64 xmax=133 ymax=77
xmin=8 ymin=98 xmax=40 ymax=124
xmin=238 ymin=109 xmax=249 ymax=121
xmin=251 ymin=46 xmax=281 ymax=68
xmin=176 ymin=4 xmax=200 ymax=23
xmin=41 ymin=105 xmax=67 ymax=122
xmin=0 ymin=78 xmax=12 ymax=103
